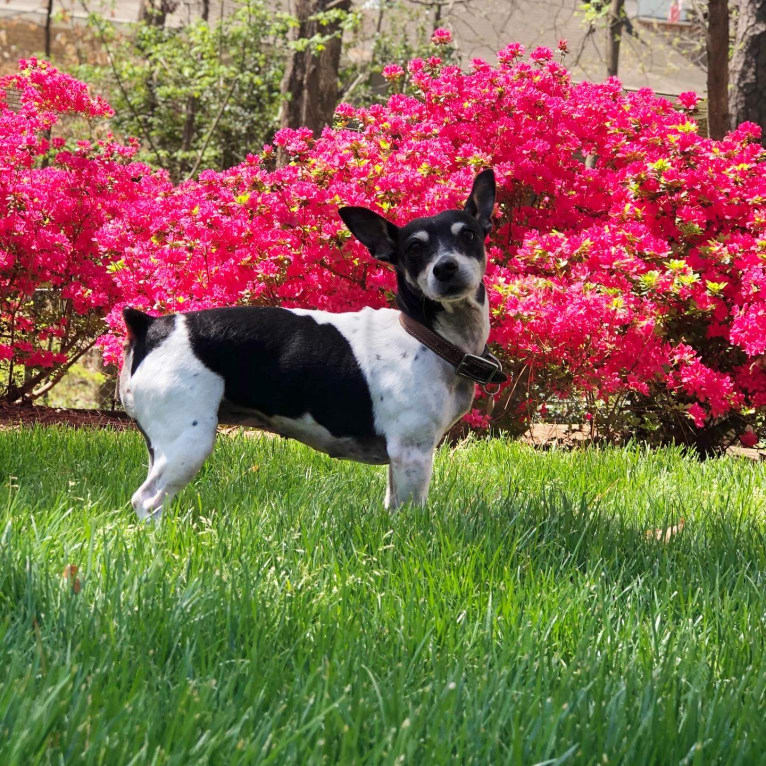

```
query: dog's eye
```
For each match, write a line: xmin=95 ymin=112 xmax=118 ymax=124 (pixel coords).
xmin=406 ymin=240 xmax=426 ymax=256
xmin=461 ymin=229 xmax=476 ymax=243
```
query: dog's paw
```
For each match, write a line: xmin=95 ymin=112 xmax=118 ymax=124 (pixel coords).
xmin=131 ymin=491 xmax=163 ymax=524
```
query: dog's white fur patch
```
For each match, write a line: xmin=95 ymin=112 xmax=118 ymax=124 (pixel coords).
xmin=120 ymin=316 xmax=223 ymax=522
xmin=433 ymin=292 xmax=490 ymax=353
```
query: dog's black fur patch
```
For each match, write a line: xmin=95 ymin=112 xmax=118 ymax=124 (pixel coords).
xmin=123 ymin=309 xmax=176 ymax=375
xmin=184 ymin=307 xmax=377 ymax=440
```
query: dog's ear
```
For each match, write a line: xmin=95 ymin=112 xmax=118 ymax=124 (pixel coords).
xmin=339 ymin=207 xmax=399 ymax=263
xmin=123 ymin=307 xmax=154 ymax=342
xmin=464 ymin=169 xmax=495 ymax=235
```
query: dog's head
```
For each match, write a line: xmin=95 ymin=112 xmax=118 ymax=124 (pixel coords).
xmin=339 ymin=169 xmax=495 ymax=305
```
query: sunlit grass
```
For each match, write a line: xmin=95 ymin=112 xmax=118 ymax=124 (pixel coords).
xmin=1 ymin=427 xmax=765 ymax=764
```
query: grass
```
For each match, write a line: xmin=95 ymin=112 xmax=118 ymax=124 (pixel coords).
xmin=1 ymin=427 xmax=766 ymax=765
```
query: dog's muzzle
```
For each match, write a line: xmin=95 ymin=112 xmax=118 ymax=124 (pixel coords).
xmin=429 ymin=258 xmax=475 ymax=299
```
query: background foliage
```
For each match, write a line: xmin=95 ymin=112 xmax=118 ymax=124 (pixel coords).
xmin=76 ymin=0 xmax=452 ymax=183
xmin=2 ymin=38 xmax=765 ymax=452
xmin=80 ymin=0 xmax=288 ymax=182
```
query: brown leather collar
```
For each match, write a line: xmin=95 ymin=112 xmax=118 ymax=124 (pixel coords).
xmin=399 ymin=313 xmax=507 ymax=391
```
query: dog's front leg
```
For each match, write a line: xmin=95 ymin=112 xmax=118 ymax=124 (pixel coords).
xmin=131 ymin=418 xmax=218 ymax=523
xmin=385 ymin=440 xmax=435 ymax=510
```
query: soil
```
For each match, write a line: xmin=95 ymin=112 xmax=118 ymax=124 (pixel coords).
xmin=0 ymin=402 xmax=134 ymax=431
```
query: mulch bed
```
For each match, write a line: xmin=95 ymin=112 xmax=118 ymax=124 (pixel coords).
xmin=0 ymin=402 xmax=134 ymax=431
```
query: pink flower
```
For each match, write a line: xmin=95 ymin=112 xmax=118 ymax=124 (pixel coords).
xmin=557 ymin=39 xmax=568 ymax=54
xmin=530 ymin=46 xmax=554 ymax=63
xmin=687 ymin=403 xmax=707 ymax=428
xmin=677 ymin=91 xmax=699 ymax=110
xmin=739 ymin=429 xmax=758 ymax=448
xmin=334 ymin=102 xmax=355 ymax=118
xmin=381 ymin=64 xmax=405 ymax=81
xmin=464 ymin=408 xmax=491 ymax=430
xmin=497 ymin=43 xmax=524 ymax=64
xmin=272 ymin=127 xmax=313 ymax=154
xmin=407 ymin=58 xmax=425 ymax=76
xmin=431 ymin=28 xmax=452 ymax=45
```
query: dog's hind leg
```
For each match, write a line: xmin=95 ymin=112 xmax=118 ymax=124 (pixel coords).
xmin=385 ymin=440 xmax=435 ymax=510
xmin=122 ymin=313 xmax=225 ymax=522
xmin=131 ymin=415 xmax=218 ymax=523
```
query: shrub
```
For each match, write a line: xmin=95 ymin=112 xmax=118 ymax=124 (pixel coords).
xmin=97 ymin=45 xmax=766 ymax=450
xmin=3 ymin=50 xmax=765 ymax=451
xmin=0 ymin=60 xmax=169 ymax=402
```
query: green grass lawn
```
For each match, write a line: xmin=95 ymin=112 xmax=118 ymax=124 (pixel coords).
xmin=1 ymin=427 xmax=766 ymax=765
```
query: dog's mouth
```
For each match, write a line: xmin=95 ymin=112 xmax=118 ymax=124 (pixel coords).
xmin=430 ymin=280 xmax=475 ymax=301
xmin=424 ymin=270 xmax=481 ymax=303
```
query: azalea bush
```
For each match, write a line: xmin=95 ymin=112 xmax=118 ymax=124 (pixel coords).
xmin=0 ymin=60 xmax=168 ymax=402
xmin=3 ymin=43 xmax=766 ymax=450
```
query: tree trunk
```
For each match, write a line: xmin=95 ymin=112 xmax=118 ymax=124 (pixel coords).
xmin=730 ymin=0 xmax=766 ymax=144
xmin=181 ymin=97 xmax=198 ymax=156
xmin=179 ymin=0 xmax=210 ymax=169
xmin=606 ymin=0 xmax=625 ymax=77
xmin=279 ymin=0 xmax=351 ymax=139
xmin=279 ymin=0 xmax=311 ymax=135
xmin=44 ymin=0 xmax=54 ymax=57
xmin=706 ymin=0 xmax=730 ymax=140
xmin=138 ymin=0 xmax=178 ymax=27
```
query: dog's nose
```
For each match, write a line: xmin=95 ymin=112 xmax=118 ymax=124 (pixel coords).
xmin=433 ymin=258 xmax=458 ymax=282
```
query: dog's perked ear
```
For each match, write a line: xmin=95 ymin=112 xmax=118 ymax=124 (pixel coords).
xmin=339 ymin=207 xmax=400 ymax=263
xmin=464 ymin=168 xmax=496 ymax=235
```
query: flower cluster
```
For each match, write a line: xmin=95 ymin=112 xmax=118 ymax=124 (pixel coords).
xmin=0 ymin=60 xmax=168 ymax=399
xmin=3 ymin=49 xmax=766 ymax=445
xmin=430 ymin=28 xmax=453 ymax=46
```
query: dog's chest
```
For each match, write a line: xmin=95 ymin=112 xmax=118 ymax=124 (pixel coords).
xmin=292 ymin=307 xmax=475 ymax=444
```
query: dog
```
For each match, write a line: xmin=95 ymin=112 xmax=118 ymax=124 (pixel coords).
xmin=119 ymin=169 xmax=503 ymax=522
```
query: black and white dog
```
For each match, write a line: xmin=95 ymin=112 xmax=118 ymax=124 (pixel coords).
xmin=120 ymin=169 xmax=500 ymax=522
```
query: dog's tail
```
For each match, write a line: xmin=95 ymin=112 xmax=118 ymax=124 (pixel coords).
xmin=123 ymin=307 xmax=154 ymax=345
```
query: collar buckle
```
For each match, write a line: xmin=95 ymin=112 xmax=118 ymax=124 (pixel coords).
xmin=455 ymin=351 xmax=506 ymax=392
